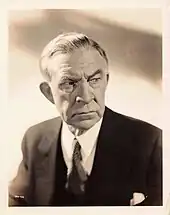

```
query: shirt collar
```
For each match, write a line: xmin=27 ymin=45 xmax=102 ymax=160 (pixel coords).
xmin=61 ymin=118 xmax=103 ymax=161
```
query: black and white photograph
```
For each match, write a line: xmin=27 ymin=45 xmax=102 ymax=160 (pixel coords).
xmin=8 ymin=9 xmax=163 ymax=207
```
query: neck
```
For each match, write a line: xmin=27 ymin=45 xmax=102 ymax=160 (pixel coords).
xmin=68 ymin=125 xmax=86 ymax=136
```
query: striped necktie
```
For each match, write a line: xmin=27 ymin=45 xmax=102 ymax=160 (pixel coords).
xmin=65 ymin=138 xmax=88 ymax=195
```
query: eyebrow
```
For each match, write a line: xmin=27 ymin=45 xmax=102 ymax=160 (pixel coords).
xmin=59 ymin=69 xmax=103 ymax=82
xmin=60 ymin=76 xmax=81 ymax=82
xmin=87 ymin=69 xmax=102 ymax=80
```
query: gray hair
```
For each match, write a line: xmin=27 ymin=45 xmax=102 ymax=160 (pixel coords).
xmin=39 ymin=32 xmax=108 ymax=82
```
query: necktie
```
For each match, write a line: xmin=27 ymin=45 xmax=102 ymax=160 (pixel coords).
xmin=65 ymin=138 xmax=88 ymax=195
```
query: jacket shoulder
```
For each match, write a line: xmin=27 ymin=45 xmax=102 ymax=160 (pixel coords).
xmin=26 ymin=117 xmax=61 ymax=136
xmin=106 ymin=107 xmax=161 ymax=138
xmin=22 ymin=117 xmax=62 ymax=150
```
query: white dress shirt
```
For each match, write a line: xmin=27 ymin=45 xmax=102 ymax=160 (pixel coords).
xmin=61 ymin=118 xmax=103 ymax=176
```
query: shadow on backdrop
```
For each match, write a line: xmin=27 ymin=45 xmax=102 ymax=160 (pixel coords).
xmin=8 ymin=9 xmax=162 ymax=84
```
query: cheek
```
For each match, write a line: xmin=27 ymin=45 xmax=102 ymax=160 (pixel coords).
xmin=54 ymin=91 xmax=75 ymax=117
xmin=94 ymin=84 xmax=107 ymax=102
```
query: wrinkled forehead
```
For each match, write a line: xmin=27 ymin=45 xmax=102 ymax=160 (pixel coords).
xmin=47 ymin=47 xmax=108 ymax=77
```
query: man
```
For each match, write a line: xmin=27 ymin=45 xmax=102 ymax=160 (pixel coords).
xmin=9 ymin=32 xmax=162 ymax=206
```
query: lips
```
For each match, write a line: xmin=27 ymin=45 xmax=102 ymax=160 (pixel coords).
xmin=72 ymin=111 xmax=95 ymax=117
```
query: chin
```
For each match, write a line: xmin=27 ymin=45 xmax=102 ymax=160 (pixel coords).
xmin=72 ymin=119 xmax=98 ymax=131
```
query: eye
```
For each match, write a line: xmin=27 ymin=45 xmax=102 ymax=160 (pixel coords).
xmin=59 ymin=80 xmax=77 ymax=93
xmin=89 ymin=77 xmax=101 ymax=86
xmin=90 ymin=78 xmax=100 ymax=82
xmin=66 ymin=81 xmax=75 ymax=86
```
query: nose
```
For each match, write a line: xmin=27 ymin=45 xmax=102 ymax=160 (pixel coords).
xmin=76 ymin=81 xmax=93 ymax=104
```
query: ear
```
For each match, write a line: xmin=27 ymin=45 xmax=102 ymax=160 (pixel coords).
xmin=39 ymin=82 xmax=55 ymax=104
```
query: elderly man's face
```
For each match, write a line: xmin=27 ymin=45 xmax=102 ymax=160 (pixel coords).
xmin=49 ymin=47 xmax=108 ymax=130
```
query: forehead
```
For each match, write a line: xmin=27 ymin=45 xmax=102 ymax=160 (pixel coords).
xmin=48 ymin=47 xmax=108 ymax=77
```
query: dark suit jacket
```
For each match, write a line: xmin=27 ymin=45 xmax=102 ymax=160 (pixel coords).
xmin=8 ymin=107 xmax=162 ymax=206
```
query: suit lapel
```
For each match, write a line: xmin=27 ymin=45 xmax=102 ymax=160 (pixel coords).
xmin=89 ymin=107 xmax=122 ymax=178
xmin=34 ymin=118 xmax=62 ymax=205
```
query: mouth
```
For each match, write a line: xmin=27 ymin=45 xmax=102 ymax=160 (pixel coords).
xmin=72 ymin=111 xmax=96 ymax=117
